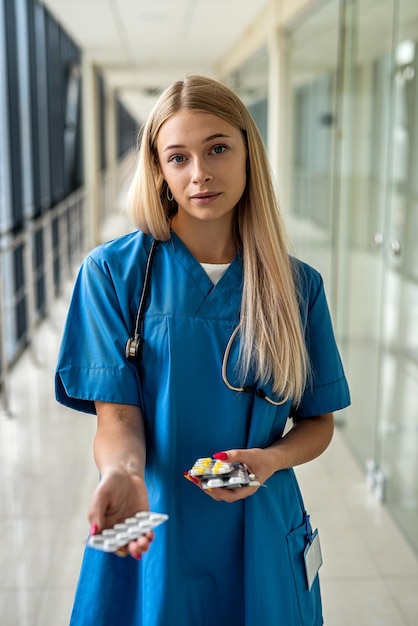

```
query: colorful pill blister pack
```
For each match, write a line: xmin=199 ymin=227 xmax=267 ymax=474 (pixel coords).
xmin=185 ymin=457 xmax=260 ymax=490
xmin=87 ymin=512 xmax=169 ymax=553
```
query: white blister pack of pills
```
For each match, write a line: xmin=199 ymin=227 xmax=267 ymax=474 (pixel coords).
xmin=87 ymin=511 xmax=169 ymax=552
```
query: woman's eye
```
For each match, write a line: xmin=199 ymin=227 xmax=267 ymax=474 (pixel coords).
xmin=169 ymin=155 xmax=185 ymax=163
xmin=212 ymin=144 xmax=227 ymax=155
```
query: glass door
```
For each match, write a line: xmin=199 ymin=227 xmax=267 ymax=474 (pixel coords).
xmin=339 ymin=0 xmax=397 ymax=468
xmin=376 ymin=0 xmax=418 ymax=553
xmin=287 ymin=0 xmax=340 ymax=289
xmin=340 ymin=0 xmax=418 ymax=554
xmin=287 ymin=0 xmax=418 ymax=555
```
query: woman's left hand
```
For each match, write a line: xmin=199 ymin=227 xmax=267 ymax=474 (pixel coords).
xmin=199 ymin=448 xmax=276 ymax=503
xmin=196 ymin=414 xmax=334 ymax=502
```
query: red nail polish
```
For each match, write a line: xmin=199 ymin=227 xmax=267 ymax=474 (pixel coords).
xmin=184 ymin=472 xmax=200 ymax=485
xmin=213 ymin=452 xmax=228 ymax=460
xmin=89 ymin=523 xmax=99 ymax=536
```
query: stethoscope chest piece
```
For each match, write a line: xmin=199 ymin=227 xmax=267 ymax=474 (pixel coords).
xmin=125 ymin=335 xmax=144 ymax=362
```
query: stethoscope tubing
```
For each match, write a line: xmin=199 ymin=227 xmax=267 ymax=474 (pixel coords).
xmin=126 ymin=238 xmax=286 ymax=405
xmin=221 ymin=324 xmax=286 ymax=406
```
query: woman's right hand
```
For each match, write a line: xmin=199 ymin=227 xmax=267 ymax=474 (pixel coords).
xmin=88 ymin=468 xmax=154 ymax=559
xmin=90 ymin=401 xmax=152 ymax=559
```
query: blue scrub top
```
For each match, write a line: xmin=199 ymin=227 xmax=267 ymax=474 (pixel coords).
xmin=56 ymin=231 xmax=350 ymax=626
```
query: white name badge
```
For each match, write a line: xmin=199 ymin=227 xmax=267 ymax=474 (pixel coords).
xmin=304 ymin=529 xmax=323 ymax=590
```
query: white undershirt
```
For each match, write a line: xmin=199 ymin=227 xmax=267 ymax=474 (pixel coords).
xmin=200 ymin=262 xmax=231 ymax=285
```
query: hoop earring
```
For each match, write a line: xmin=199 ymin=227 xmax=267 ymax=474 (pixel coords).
xmin=166 ymin=186 xmax=174 ymax=202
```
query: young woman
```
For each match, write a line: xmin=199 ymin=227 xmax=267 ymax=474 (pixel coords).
xmin=56 ymin=74 xmax=350 ymax=626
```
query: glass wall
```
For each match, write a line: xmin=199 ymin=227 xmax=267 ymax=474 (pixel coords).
xmin=0 ymin=0 xmax=83 ymax=369
xmin=117 ymin=100 xmax=139 ymax=158
xmin=0 ymin=0 xmax=139 ymax=382
xmin=287 ymin=0 xmax=418 ymax=554
xmin=227 ymin=46 xmax=269 ymax=147
xmin=287 ymin=0 xmax=340 ymax=291
xmin=377 ymin=0 xmax=418 ymax=554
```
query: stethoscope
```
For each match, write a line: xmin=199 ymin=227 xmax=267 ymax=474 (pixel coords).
xmin=125 ymin=238 xmax=158 ymax=363
xmin=221 ymin=324 xmax=286 ymax=405
xmin=126 ymin=238 xmax=286 ymax=406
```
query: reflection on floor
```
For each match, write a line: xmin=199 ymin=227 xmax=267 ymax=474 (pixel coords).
xmin=0 ymin=275 xmax=417 ymax=626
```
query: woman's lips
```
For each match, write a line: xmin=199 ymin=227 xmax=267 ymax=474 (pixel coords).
xmin=191 ymin=192 xmax=221 ymax=205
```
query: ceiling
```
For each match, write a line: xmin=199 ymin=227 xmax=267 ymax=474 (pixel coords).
xmin=41 ymin=0 xmax=270 ymax=122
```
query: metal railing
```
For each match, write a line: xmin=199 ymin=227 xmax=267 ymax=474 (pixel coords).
xmin=0 ymin=188 xmax=85 ymax=416
xmin=0 ymin=151 xmax=137 ymax=417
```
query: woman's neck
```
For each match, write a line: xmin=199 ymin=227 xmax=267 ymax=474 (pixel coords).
xmin=171 ymin=214 xmax=237 ymax=264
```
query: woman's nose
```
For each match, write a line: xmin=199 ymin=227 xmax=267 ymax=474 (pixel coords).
xmin=191 ymin=158 xmax=213 ymax=184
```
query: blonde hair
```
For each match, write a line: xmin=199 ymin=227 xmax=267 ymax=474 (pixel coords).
xmin=127 ymin=75 xmax=309 ymax=404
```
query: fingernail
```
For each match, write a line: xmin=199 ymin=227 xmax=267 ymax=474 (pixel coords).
xmin=213 ymin=452 xmax=228 ymax=460
xmin=184 ymin=472 xmax=199 ymax=485
xmin=132 ymin=552 xmax=142 ymax=560
xmin=89 ymin=523 xmax=99 ymax=536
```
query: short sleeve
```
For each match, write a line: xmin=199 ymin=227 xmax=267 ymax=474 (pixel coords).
xmin=292 ymin=265 xmax=350 ymax=418
xmin=55 ymin=253 xmax=142 ymax=414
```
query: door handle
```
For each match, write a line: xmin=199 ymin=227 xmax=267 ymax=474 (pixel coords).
xmin=390 ymin=240 xmax=402 ymax=257
xmin=373 ymin=232 xmax=384 ymax=247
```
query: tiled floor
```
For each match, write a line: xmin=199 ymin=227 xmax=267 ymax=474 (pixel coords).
xmin=1 ymin=227 xmax=417 ymax=625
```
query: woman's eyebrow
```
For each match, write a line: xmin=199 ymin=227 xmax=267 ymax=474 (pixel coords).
xmin=204 ymin=133 xmax=232 ymax=142
xmin=163 ymin=133 xmax=232 ymax=152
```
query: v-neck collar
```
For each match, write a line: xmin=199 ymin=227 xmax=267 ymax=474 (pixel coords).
xmin=168 ymin=231 xmax=243 ymax=317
